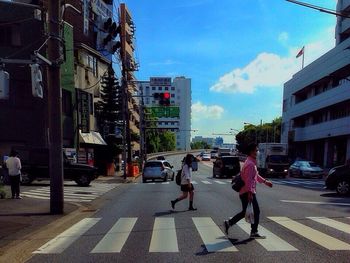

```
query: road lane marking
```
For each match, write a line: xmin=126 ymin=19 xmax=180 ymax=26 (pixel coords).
xmin=213 ymin=180 xmax=226 ymax=185
xmin=191 ymin=181 xmax=198 ymax=184
xmin=307 ymin=217 xmax=350 ymax=234
xmin=192 ymin=217 xmax=238 ymax=252
xmin=280 ymin=200 xmax=350 ymax=206
xmin=161 ymin=182 xmax=170 ymax=184
xmin=149 ymin=218 xmax=178 ymax=252
xmin=34 ymin=218 xmax=101 ymax=254
xmin=268 ymin=217 xmax=350 ymax=250
xmin=237 ymin=222 xmax=298 ymax=251
xmin=91 ymin=218 xmax=137 ymax=253
xmin=201 ymin=181 xmax=212 ymax=185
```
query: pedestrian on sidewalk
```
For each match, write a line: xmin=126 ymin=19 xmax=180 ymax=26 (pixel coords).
xmin=5 ymin=150 xmax=22 ymax=199
xmin=171 ymin=154 xmax=197 ymax=211
xmin=224 ymin=143 xmax=273 ymax=239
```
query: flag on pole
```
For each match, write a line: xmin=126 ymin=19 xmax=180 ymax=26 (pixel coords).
xmin=296 ymin=46 xmax=304 ymax=58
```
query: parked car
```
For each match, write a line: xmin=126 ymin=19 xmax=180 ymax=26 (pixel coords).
xmin=21 ymin=155 xmax=98 ymax=186
xmin=325 ymin=162 xmax=350 ymax=195
xmin=213 ymin=156 xmax=240 ymax=178
xmin=142 ymin=160 xmax=175 ymax=183
xmin=202 ymin=153 xmax=211 ymax=161
xmin=210 ymin=151 xmax=218 ymax=159
xmin=288 ymin=161 xmax=324 ymax=179
xmin=156 ymin=156 xmax=165 ymax=160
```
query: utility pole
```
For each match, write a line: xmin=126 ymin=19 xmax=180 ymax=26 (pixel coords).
xmin=48 ymin=0 xmax=64 ymax=214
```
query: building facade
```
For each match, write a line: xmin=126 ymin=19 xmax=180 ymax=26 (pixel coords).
xmin=281 ymin=0 xmax=350 ymax=167
xmin=139 ymin=77 xmax=191 ymax=151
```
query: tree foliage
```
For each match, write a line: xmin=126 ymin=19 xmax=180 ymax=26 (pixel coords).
xmin=95 ymin=66 xmax=123 ymax=138
xmin=236 ymin=117 xmax=282 ymax=153
xmin=191 ymin=141 xmax=211 ymax=150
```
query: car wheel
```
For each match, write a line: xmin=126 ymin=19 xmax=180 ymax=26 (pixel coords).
xmin=299 ymin=171 xmax=303 ymax=178
xmin=163 ymin=175 xmax=168 ymax=182
xmin=20 ymin=172 xmax=33 ymax=185
xmin=213 ymin=173 xmax=216 ymax=178
xmin=336 ymin=181 xmax=350 ymax=195
xmin=75 ymin=174 xmax=91 ymax=187
xmin=171 ymin=173 xmax=175 ymax=181
xmin=142 ymin=178 xmax=147 ymax=183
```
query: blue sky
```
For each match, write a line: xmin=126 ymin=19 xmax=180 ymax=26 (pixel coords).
xmin=121 ymin=0 xmax=337 ymax=142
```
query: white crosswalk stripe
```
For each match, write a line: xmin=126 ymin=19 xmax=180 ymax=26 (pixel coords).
xmin=237 ymin=222 xmax=298 ymax=251
xmin=21 ymin=183 xmax=119 ymax=202
xmin=32 ymin=216 xmax=350 ymax=255
xmin=91 ymin=218 xmax=137 ymax=253
xmin=34 ymin=218 xmax=101 ymax=254
xmin=213 ymin=180 xmax=226 ymax=185
xmin=149 ymin=218 xmax=178 ymax=252
xmin=307 ymin=217 xmax=350 ymax=234
xmin=201 ymin=181 xmax=212 ymax=184
xmin=191 ymin=181 xmax=198 ymax=184
xmin=268 ymin=217 xmax=350 ymax=250
xmin=192 ymin=217 xmax=238 ymax=252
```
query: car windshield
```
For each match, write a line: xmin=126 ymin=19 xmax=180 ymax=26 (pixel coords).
xmin=222 ymin=157 xmax=239 ymax=164
xmin=300 ymin=161 xmax=319 ymax=168
xmin=145 ymin=162 xmax=162 ymax=168
xmin=268 ymin=155 xmax=289 ymax=163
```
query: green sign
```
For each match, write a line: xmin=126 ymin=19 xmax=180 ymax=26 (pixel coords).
xmin=147 ymin=106 xmax=180 ymax=118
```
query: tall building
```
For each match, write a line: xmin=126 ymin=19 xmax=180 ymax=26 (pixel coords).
xmin=281 ymin=0 xmax=350 ymax=167
xmin=139 ymin=77 xmax=191 ymax=150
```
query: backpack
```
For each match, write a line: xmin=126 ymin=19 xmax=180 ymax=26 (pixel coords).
xmin=175 ymin=169 xmax=183 ymax=186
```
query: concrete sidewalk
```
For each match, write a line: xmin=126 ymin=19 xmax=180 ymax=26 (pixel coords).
xmin=0 ymin=172 xmax=140 ymax=261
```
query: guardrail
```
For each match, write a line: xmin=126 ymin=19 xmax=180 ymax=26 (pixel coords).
xmin=147 ymin=150 xmax=204 ymax=160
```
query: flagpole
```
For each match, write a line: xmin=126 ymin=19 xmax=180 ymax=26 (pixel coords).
xmin=302 ymin=48 xmax=305 ymax=69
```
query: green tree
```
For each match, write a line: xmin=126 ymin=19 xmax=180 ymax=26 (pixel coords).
xmin=236 ymin=117 xmax=282 ymax=153
xmin=159 ymin=131 xmax=176 ymax=152
xmin=191 ymin=141 xmax=211 ymax=150
xmin=95 ymin=66 xmax=123 ymax=137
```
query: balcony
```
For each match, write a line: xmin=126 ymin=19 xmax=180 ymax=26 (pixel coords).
xmin=294 ymin=116 xmax=350 ymax=142
xmin=288 ymin=82 xmax=350 ymax=119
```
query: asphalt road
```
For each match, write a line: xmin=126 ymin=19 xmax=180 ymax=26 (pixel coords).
xmin=27 ymin=154 xmax=350 ymax=263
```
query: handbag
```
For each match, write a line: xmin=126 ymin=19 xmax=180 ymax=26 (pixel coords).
xmin=231 ymin=174 xmax=245 ymax=192
xmin=245 ymin=202 xmax=255 ymax=224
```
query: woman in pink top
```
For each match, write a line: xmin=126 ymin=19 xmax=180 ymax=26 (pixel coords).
xmin=224 ymin=143 xmax=273 ymax=239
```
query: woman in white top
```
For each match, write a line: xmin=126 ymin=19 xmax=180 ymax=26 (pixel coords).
xmin=171 ymin=154 xmax=197 ymax=211
xmin=5 ymin=150 xmax=22 ymax=199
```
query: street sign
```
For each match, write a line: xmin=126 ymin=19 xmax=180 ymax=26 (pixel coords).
xmin=147 ymin=106 xmax=179 ymax=118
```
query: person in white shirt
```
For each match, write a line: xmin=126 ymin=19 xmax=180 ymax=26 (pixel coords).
xmin=171 ymin=154 xmax=197 ymax=211
xmin=5 ymin=150 xmax=22 ymax=199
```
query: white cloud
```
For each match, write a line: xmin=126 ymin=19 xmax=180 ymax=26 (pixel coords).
xmin=148 ymin=59 xmax=180 ymax=66
xmin=210 ymin=27 xmax=335 ymax=94
xmin=192 ymin=102 xmax=224 ymax=120
xmin=278 ymin=32 xmax=289 ymax=44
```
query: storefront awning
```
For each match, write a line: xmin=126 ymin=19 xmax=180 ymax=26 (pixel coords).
xmin=79 ymin=131 xmax=107 ymax=145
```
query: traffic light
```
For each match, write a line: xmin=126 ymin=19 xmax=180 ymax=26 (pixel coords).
xmin=97 ymin=16 xmax=121 ymax=53
xmin=0 ymin=70 xmax=9 ymax=100
xmin=30 ymin=63 xmax=43 ymax=98
xmin=159 ymin=92 xmax=170 ymax=106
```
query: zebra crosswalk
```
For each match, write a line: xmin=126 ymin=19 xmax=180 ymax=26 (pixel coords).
xmin=21 ymin=182 xmax=119 ymax=203
xmin=33 ymin=216 xmax=350 ymax=255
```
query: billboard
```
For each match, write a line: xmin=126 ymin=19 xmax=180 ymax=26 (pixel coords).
xmin=147 ymin=106 xmax=180 ymax=118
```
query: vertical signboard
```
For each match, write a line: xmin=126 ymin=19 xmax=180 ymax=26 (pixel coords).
xmin=78 ymin=90 xmax=90 ymax=133
xmin=83 ymin=0 xmax=89 ymax=35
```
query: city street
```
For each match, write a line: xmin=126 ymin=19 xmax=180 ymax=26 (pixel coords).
xmin=26 ymin=154 xmax=350 ymax=263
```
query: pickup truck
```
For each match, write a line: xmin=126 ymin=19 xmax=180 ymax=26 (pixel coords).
xmin=20 ymin=155 xmax=98 ymax=186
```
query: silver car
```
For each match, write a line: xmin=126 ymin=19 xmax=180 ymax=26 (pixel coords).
xmin=142 ymin=160 xmax=175 ymax=183
xmin=289 ymin=161 xmax=324 ymax=179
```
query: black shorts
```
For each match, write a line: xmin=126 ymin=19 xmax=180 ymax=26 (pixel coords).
xmin=181 ymin=183 xmax=194 ymax=192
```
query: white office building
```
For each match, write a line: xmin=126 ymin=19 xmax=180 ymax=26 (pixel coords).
xmin=281 ymin=0 xmax=350 ymax=167
xmin=139 ymin=77 xmax=191 ymax=150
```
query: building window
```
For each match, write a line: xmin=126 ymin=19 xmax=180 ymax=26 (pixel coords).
xmin=152 ymin=87 xmax=156 ymax=90
xmin=87 ymin=55 xmax=98 ymax=77
xmin=158 ymin=87 xmax=162 ymax=91
xmin=152 ymin=100 xmax=155 ymax=104
xmin=171 ymin=94 xmax=175 ymax=98
xmin=171 ymin=87 xmax=175 ymax=90
xmin=171 ymin=100 xmax=175 ymax=104
xmin=165 ymin=87 xmax=169 ymax=90
xmin=165 ymin=122 xmax=169 ymax=125
xmin=282 ymin=99 xmax=287 ymax=112
xmin=146 ymin=86 xmax=149 ymax=89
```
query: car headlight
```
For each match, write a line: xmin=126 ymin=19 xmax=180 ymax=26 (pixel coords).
xmin=269 ymin=169 xmax=274 ymax=172
xmin=284 ymin=169 xmax=288 ymax=172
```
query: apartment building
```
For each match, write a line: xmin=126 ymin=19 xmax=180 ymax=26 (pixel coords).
xmin=139 ymin=77 xmax=191 ymax=151
xmin=281 ymin=0 xmax=350 ymax=167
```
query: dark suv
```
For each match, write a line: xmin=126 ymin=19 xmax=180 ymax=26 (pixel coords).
xmin=325 ymin=162 xmax=350 ymax=195
xmin=213 ymin=156 xmax=240 ymax=178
